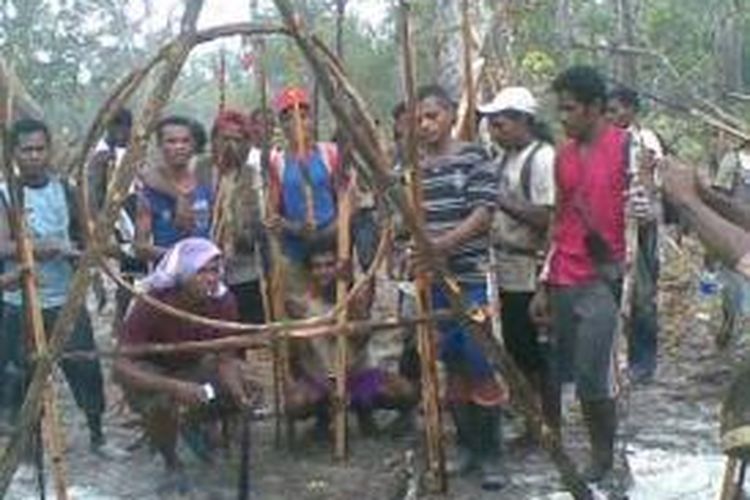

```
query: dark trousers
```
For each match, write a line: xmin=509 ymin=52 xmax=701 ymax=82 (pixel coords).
xmin=0 ymin=305 xmax=105 ymax=419
xmin=629 ymin=223 xmax=659 ymax=377
xmin=499 ymin=291 xmax=546 ymax=377
xmin=229 ymin=280 xmax=266 ymax=324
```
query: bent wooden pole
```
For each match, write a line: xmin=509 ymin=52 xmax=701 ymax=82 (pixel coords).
xmin=270 ymin=0 xmax=593 ymax=497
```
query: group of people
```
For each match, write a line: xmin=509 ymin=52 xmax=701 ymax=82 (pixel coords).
xmin=0 ymin=59 xmax=743 ymax=495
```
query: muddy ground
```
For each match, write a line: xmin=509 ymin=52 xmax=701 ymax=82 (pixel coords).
xmin=3 ymin=235 xmax=746 ymax=499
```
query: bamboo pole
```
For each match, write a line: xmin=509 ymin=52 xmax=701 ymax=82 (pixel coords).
xmin=398 ymin=1 xmax=446 ymax=492
xmin=334 ymin=167 xmax=353 ymax=461
xmin=262 ymin=86 xmax=291 ymax=450
xmin=1 ymin=64 xmax=70 ymax=500
xmin=270 ymin=1 xmax=594 ymax=496
xmin=252 ymin=32 xmax=286 ymax=449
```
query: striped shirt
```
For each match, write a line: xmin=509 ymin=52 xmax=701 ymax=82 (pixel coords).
xmin=421 ymin=143 xmax=497 ymax=283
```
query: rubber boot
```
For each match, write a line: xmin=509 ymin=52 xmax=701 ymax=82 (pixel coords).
xmin=446 ymin=405 xmax=477 ymax=475
xmin=474 ymin=405 xmax=507 ymax=491
xmin=541 ymin=371 xmax=562 ymax=442
xmin=581 ymin=399 xmax=616 ymax=482
xmin=86 ymin=412 xmax=105 ymax=451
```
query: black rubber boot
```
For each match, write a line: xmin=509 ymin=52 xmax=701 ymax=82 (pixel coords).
xmin=474 ymin=405 xmax=507 ymax=491
xmin=581 ymin=399 xmax=616 ymax=482
xmin=446 ymin=405 xmax=478 ymax=475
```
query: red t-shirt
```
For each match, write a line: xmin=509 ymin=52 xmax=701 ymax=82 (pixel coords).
xmin=547 ymin=124 xmax=628 ymax=286
xmin=120 ymin=288 xmax=240 ymax=371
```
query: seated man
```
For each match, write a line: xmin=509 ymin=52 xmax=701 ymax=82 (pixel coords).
xmin=114 ymin=237 xmax=258 ymax=491
xmin=284 ymin=237 xmax=416 ymax=438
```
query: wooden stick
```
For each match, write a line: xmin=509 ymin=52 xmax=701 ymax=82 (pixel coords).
xmin=57 ymin=310 xmax=455 ymax=362
xmin=269 ymin=1 xmax=594 ymax=497
xmin=333 ymin=168 xmax=353 ymax=461
xmin=399 ymin=1 xmax=446 ymax=492
xmin=1 ymin=63 xmax=70 ymax=500
xmin=719 ymin=456 xmax=740 ymax=500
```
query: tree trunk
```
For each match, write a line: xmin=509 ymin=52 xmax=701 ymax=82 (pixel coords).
xmin=613 ymin=0 xmax=639 ymax=87
xmin=714 ymin=0 xmax=744 ymax=96
xmin=435 ymin=0 xmax=464 ymax=101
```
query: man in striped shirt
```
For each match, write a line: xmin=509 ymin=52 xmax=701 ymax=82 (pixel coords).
xmin=411 ymin=84 xmax=506 ymax=490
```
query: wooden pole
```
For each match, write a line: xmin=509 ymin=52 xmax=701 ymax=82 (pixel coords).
xmin=333 ymin=168 xmax=353 ymax=461
xmin=255 ymin=45 xmax=290 ymax=448
xmin=719 ymin=456 xmax=740 ymax=500
xmin=399 ymin=1 xmax=446 ymax=492
xmin=2 ymin=64 xmax=70 ymax=500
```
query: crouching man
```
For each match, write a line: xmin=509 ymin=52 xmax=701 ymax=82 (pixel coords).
xmin=284 ymin=237 xmax=417 ymax=439
xmin=114 ymin=237 xmax=259 ymax=493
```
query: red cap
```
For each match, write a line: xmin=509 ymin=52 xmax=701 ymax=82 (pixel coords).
xmin=273 ymin=87 xmax=310 ymax=114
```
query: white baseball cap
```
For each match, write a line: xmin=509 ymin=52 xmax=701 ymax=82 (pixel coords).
xmin=477 ymin=86 xmax=538 ymax=116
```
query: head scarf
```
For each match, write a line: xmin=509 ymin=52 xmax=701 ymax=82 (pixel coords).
xmin=211 ymin=109 xmax=253 ymax=140
xmin=140 ymin=237 xmax=227 ymax=297
xmin=273 ymin=86 xmax=310 ymax=115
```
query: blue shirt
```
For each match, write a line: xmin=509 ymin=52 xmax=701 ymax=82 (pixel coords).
xmin=141 ymin=184 xmax=213 ymax=249
xmin=1 ymin=178 xmax=75 ymax=309
xmin=278 ymin=146 xmax=337 ymax=261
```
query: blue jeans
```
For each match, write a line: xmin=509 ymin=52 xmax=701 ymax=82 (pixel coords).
xmin=629 ymin=223 xmax=659 ymax=377
xmin=431 ymin=282 xmax=494 ymax=380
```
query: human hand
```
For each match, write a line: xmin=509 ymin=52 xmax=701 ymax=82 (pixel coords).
xmin=627 ymin=183 xmax=655 ymax=221
xmin=529 ymin=287 xmax=551 ymax=328
xmin=172 ymin=381 xmax=210 ymax=406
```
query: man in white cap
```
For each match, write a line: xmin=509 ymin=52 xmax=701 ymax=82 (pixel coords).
xmin=478 ymin=87 xmax=558 ymax=442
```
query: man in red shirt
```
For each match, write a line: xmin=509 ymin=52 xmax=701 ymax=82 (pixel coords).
xmin=115 ymin=237 xmax=258 ymax=494
xmin=531 ymin=66 xmax=641 ymax=482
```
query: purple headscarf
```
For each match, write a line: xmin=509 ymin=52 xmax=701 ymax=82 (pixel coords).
xmin=140 ymin=237 xmax=227 ymax=297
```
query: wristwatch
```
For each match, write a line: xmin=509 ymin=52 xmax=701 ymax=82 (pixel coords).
xmin=201 ymin=383 xmax=216 ymax=402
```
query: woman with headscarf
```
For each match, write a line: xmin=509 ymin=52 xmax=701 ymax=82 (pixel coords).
xmin=114 ymin=237 xmax=258 ymax=493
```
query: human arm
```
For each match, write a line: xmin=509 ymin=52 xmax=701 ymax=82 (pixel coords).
xmin=662 ymin=158 xmax=750 ymax=268
xmin=133 ymin=193 xmax=168 ymax=262
xmin=113 ymin=357 xmax=209 ymax=405
xmin=696 ymin=175 xmax=750 ymax=232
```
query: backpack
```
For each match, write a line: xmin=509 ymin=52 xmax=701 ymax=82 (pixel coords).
xmin=497 ymin=141 xmax=545 ymax=201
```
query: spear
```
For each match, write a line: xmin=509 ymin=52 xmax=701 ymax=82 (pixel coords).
xmin=399 ymin=0 xmax=446 ymax=492
xmin=254 ymin=34 xmax=290 ymax=448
